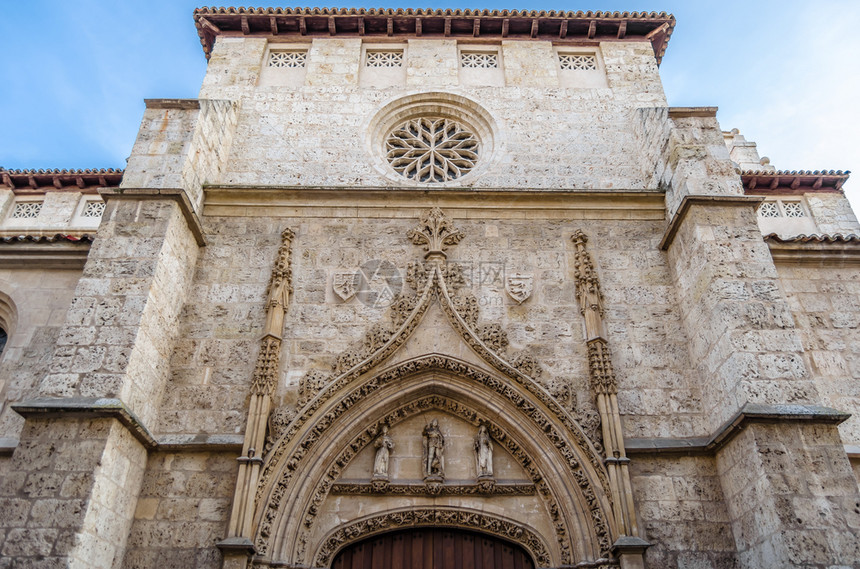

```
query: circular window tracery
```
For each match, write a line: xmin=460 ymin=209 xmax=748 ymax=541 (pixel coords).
xmin=385 ymin=117 xmax=480 ymax=183
xmin=366 ymin=93 xmax=499 ymax=186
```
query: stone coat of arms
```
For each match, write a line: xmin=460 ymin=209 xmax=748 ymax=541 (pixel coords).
xmin=505 ymin=273 xmax=533 ymax=304
xmin=332 ymin=271 xmax=356 ymax=301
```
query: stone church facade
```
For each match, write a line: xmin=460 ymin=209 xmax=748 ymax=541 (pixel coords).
xmin=1 ymin=7 xmax=859 ymax=569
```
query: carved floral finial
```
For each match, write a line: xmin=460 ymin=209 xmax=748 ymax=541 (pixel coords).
xmin=407 ymin=207 xmax=464 ymax=259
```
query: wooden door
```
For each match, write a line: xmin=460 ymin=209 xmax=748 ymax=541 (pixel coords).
xmin=331 ymin=528 xmax=535 ymax=569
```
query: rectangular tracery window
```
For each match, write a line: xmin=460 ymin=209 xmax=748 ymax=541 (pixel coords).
xmin=11 ymin=201 xmax=42 ymax=219
xmin=268 ymin=50 xmax=307 ymax=68
xmin=758 ymin=199 xmax=807 ymax=218
xmin=558 ymin=54 xmax=597 ymax=71
xmin=366 ymin=50 xmax=403 ymax=68
xmin=460 ymin=52 xmax=498 ymax=69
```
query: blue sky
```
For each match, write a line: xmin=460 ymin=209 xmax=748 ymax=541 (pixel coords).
xmin=1 ymin=1 xmax=858 ymax=206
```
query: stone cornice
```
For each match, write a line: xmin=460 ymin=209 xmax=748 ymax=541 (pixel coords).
xmin=765 ymin=233 xmax=860 ymax=265
xmin=625 ymin=403 xmax=850 ymax=455
xmin=99 ymin=187 xmax=207 ymax=247
xmin=12 ymin=397 xmax=158 ymax=449
xmin=10 ymin=398 xmax=246 ymax=453
xmin=667 ymin=106 xmax=717 ymax=119
xmin=193 ymin=7 xmax=675 ymax=64
xmin=0 ymin=235 xmax=93 ymax=269
xmin=203 ymin=187 xmax=666 ymax=220
xmin=659 ymin=195 xmax=763 ymax=251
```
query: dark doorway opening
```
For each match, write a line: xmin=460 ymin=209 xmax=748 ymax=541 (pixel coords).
xmin=331 ymin=527 xmax=536 ymax=569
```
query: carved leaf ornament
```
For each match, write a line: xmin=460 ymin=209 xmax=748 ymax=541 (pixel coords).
xmin=386 ymin=118 xmax=479 ymax=183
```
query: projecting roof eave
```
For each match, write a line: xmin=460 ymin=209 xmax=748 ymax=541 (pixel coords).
xmin=0 ymin=168 xmax=123 ymax=193
xmin=742 ymin=169 xmax=850 ymax=195
xmin=193 ymin=7 xmax=675 ymax=64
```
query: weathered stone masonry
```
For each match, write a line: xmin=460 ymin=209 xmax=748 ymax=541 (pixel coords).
xmin=1 ymin=7 xmax=859 ymax=569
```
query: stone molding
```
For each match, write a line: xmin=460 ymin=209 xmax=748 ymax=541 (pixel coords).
xmin=329 ymin=482 xmax=537 ymax=496
xmin=625 ymin=403 xmax=851 ymax=455
xmin=12 ymin=397 xmax=157 ymax=449
xmin=287 ymin=393 xmax=578 ymax=564
xmin=659 ymin=194 xmax=764 ymax=251
xmin=99 ymin=187 xmax=207 ymax=246
xmin=143 ymin=98 xmax=201 ymax=110
xmin=311 ymin=507 xmax=553 ymax=568
xmin=0 ymin=239 xmax=91 ymax=269
xmin=666 ymin=106 xmax=717 ymax=119
xmin=256 ymin=361 xmax=614 ymax=563
xmin=765 ymin=235 xmax=860 ymax=265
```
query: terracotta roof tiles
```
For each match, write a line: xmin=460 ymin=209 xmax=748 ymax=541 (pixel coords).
xmin=193 ymin=6 xmax=675 ymax=63
xmin=763 ymin=233 xmax=860 ymax=244
xmin=0 ymin=234 xmax=95 ymax=244
xmin=0 ymin=168 xmax=123 ymax=192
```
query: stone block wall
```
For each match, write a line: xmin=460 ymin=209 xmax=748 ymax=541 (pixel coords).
xmin=775 ymin=262 xmax=860 ymax=444
xmin=0 ymin=418 xmax=145 ymax=569
xmin=161 ymin=206 xmax=707 ymax=443
xmin=666 ymin=203 xmax=817 ymax=432
xmin=123 ymin=451 xmax=236 ymax=569
xmin=196 ymin=36 xmax=668 ymax=191
xmin=630 ymin=455 xmax=738 ymax=569
xmin=806 ymin=193 xmax=860 ymax=235
xmin=0 ymin=269 xmax=82 ymax=438
xmin=716 ymin=423 xmax=860 ymax=568
xmin=122 ymin=100 xmax=238 ymax=211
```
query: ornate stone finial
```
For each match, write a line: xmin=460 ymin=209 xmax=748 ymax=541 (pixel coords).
xmin=268 ymin=227 xmax=296 ymax=303
xmin=407 ymin=208 xmax=464 ymax=259
xmin=571 ymin=230 xmax=605 ymax=341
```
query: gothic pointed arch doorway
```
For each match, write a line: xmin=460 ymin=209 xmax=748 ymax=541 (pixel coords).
xmin=331 ymin=528 xmax=535 ymax=569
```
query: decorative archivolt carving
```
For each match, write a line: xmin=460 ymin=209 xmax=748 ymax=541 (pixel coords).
xmin=297 ymin=370 xmax=330 ymax=407
xmin=257 ymin=362 xmax=613 ymax=562
xmin=265 ymin=405 xmax=296 ymax=454
xmin=313 ymin=508 xmax=550 ymax=568
xmin=330 ymin=482 xmax=535 ymax=496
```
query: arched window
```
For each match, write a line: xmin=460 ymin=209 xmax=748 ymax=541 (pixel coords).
xmin=0 ymin=291 xmax=17 ymax=359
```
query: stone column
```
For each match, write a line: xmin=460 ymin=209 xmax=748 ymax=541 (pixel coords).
xmin=658 ymin=108 xmax=860 ymax=567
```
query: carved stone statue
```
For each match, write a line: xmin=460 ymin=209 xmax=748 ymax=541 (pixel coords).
xmin=422 ymin=419 xmax=445 ymax=480
xmin=372 ymin=425 xmax=394 ymax=479
xmin=474 ymin=425 xmax=494 ymax=478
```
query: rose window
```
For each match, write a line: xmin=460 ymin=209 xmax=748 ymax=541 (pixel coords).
xmin=385 ymin=117 xmax=480 ymax=183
